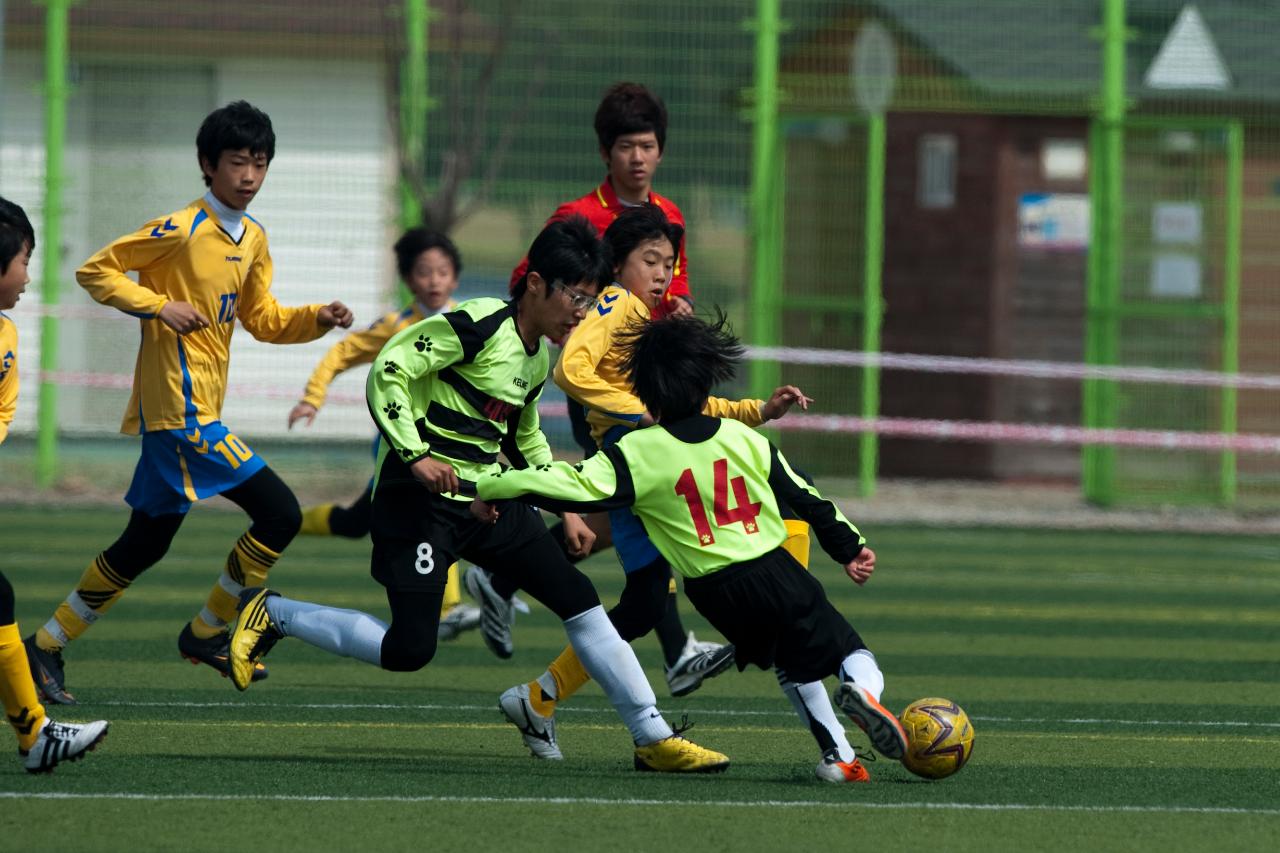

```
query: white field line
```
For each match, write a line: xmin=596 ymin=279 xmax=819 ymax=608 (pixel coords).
xmin=0 ymin=791 xmax=1277 ymax=816
xmin=90 ymin=700 xmax=1280 ymax=730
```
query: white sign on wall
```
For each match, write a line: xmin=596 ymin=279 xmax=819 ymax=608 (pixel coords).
xmin=1017 ymin=193 xmax=1090 ymax=249
xmin=1151 ymin=253 xmax=1202 ymax=299
xmin=1153 ymin=202 xmax=1203 ymax=244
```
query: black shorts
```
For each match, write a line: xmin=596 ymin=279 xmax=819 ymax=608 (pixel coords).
xmin=369 ymin=481 xmax=547 ymax=594
xmin=683 ymin=548 xmax=865 ymax=684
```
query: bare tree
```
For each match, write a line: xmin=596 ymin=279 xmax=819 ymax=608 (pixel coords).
xmin=388 ymin=0 xmax=552 ymax=234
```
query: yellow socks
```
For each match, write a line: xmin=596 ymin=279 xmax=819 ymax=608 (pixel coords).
xmin=299 ymin=504 xmax=334 ymax=536
xmin=194 ymin=532 xmax=282 ymax=638
xmin=782 ymin=519 xmax=811 ymax=569
xmin=543 ymin=644 xmax=592 ymax=706
xmin=440 ymin=563 xmax=462 ymax=616
xmin=0 ymin=623 xmax=46 ymax=752
xmin=37 ymin=553 xmax=133 ymax=652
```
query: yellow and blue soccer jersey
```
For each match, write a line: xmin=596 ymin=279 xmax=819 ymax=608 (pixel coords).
xmin=77 ymin=198 xmax=328 ymax=434
xmin=553 ymin=284 xmax=765 ymax=447
xmin=301 ymin=300 xmax=456 ymax=410
xmin=0 ymin=312 xmax=17 ymax=445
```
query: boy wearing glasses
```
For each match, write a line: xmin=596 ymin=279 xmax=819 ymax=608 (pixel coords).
xmin=228 ymin=217 xmax=731 ymax=774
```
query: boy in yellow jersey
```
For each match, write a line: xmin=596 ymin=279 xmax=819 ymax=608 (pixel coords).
xmin=0 ymin=197 xmax=109 ymax=770
xmin=492 ymin=205 xmax=811 ymax=759
xmin=287 ymin=227 xmax=480 ymax=640
xmin=23 ymin=102 xmax=354 ymax=705
xmin=472 ymin=313 xmax=906 ymax=783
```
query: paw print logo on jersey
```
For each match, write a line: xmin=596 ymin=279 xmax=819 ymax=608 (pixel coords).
xmin=383 ymin=360 xmax=401 ymax=375
xmin=536 ymin=464 xmax=552 ymax=472
xmin=573 ymin=463 xmax=585 ymax=472
xmin=414 ymin=335 xmax=433 ymax=353
xmin=383 ymin=401 xmax=403 ymax=420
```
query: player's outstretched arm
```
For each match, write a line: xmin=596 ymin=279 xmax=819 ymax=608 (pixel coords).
xmin=475 ymin=448 xmax=634 ymax=515
xmin=766 ymin=442 xmax=866 ymax=566
xmin=77 ymin=217 xmax=187 ymax=318
xmin=760 ymin=384 xmax=813 ymax=421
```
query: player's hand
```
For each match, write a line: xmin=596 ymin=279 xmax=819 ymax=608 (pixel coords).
xmin=158 ymin=301 xmax=211 ymax=335
xmin=470 ymin=499 xmax=500 ymax=524
xmin=843 ymin=547 xmax=876 ymax=586
xmin=666 ymin=295 xmax=695 ymax=317
xmin=761 ymin=385 xmax=814 ymax=421
xmin=288 ymin=401 xmax=318 ymax=429
xmin=318 ymin=301 xmax=354 ymax=329
xmin=562 ymin=513 xmax=597 ymax=558
xmin=410 ymin=456 xmax=460 ymax=495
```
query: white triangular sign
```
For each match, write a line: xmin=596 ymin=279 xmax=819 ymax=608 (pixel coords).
xmin=1144 ymin=5 xmax=1231 ymax=90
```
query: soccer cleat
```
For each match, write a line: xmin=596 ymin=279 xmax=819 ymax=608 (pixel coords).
xmin=178 ymin=622 xmax=268 ymax=683
xmin=463 ymin=566 xmax=515 ymax=659
xmin=665 ymin=632 xmax=736 ymax=697
xmin=437 ymin=603 xmax=482 ymax=641
xmin=815 ymin=749 xmax=871 ymax=783
xmin=498 ymin=683 xmax=562 ymax=760
xmin=229 ymin=588 xmax=283 ymax=691
xmin=633 ymin=732 xmax=730 ymax=774
xmin=833 ymin=681 xmax=907 ymax=761
xmin=23 ymin=635 xmax=77 ymax=706
xmin=20 ymin=717 xmax=109 ymax=774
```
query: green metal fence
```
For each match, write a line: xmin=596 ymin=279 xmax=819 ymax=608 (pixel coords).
xmin=2 ymin=0 xmax=1278 ymax=509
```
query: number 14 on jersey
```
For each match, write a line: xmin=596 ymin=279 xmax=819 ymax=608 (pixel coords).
xmin=674 ymin=458 xmax=763 ymax=547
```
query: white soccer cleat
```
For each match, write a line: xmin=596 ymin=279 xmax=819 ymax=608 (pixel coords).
xmin=21 ymin=717 xmax=109 ymax=774
xmin=665 ymin=631 xmax=736 ymax=697
xmin=464 ymin=567 xmax=516 ymax=658
xmin=437 ymin=603 xmax=482 ymax=641
xmin=499 ymin=683 xmax=562 ymax=760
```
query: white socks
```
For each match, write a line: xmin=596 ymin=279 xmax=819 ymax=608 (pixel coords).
xmin=779 ymin=674 xmax=856 ymax=762
xmin=562 ymin=605 xmax=671 ymax=745
xmin=839 ymin=648 xmax=886 ymax=701
xmin=264 ymin=595 xmax=388 ymax=666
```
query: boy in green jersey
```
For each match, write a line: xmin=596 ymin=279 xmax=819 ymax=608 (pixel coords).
xmin=471 ymin=312 xmax=908 ymax=783
xmin=228 ymin=218 xmax=729 ymax=773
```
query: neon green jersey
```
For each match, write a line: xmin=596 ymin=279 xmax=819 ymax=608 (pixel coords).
xmin=476 ymin=415 xmax=865 ymax=578
xmin=367 ymin=297 xmax=552 ymax=500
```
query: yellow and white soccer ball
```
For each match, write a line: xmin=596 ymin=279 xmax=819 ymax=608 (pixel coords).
xmin=899 ymin=697 xmax=975 ymax=780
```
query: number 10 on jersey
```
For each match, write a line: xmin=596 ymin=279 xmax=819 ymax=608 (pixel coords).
xmin=673 ymin=458 xmax=763 ymax=546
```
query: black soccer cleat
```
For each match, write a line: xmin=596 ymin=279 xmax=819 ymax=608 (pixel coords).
xmin=23 ymin=635 xmax=77 ymax=706
xmin=178 ymin=622 xmax=269 ymax=683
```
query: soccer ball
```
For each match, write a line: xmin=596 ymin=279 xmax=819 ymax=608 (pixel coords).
xmin=899 ymin=697 xmax=974 ymax=780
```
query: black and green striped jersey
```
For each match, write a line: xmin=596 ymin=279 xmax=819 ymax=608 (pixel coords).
xmin=476 ymin=415 xmax=865 ymax=578
xmin=367 ymin=297 xmax=551 ymax=500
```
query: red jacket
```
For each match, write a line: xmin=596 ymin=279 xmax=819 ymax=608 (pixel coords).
xmin=509 ymin=178 xmax=690 ymax=319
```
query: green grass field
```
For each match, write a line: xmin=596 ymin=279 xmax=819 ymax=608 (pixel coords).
xmin=2 ymin=507 xmax=1278 ymax=852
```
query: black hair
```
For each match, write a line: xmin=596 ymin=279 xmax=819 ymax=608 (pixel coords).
xmin=511 ymin=215 xmax=610 ymax=300
xmin=618 ymin=310 xmax=743 ymax=421
xmin=393 ymin=227 xmax=462 ymax=282
xmin=0 ymin=195 xmax=35 ymax=252
xmin=0 ymin=196 xmax=34 ymax=275
xmin=602 ymin=204 xmax=683 ymax=275
xmin=196 ymin=100 xmax=276 ymax=186
xmin=594 ymin=82 xmax=668 ymax=153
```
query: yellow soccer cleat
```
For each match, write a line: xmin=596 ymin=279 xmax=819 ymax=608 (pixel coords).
xmin=633 ymin=733 xmax=730 ymax=774
xmin=229 ymin=588 xmax=283 ymax=691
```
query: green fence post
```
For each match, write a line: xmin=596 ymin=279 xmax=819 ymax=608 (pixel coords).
xmin=748 ymin=0 xmax=782 ymax=401
xmin=400 ymin=0 xmax=429 ymax=231
xmin=858 ymin=114 xmax=886 ymax=498
xmin=35 ymin=0 xmax=72 ymax=489
xmin=1083 ymin=0 xmax=1126 ymax=506
xmin=1218 ymin=120 xmax=1243 ymax=505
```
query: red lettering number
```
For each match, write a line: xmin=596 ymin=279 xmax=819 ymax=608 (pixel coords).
xmin=674 ymin=459 xmax=763 ymax=547
xmin=675 ymin=468 xmax=715 ymax=546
